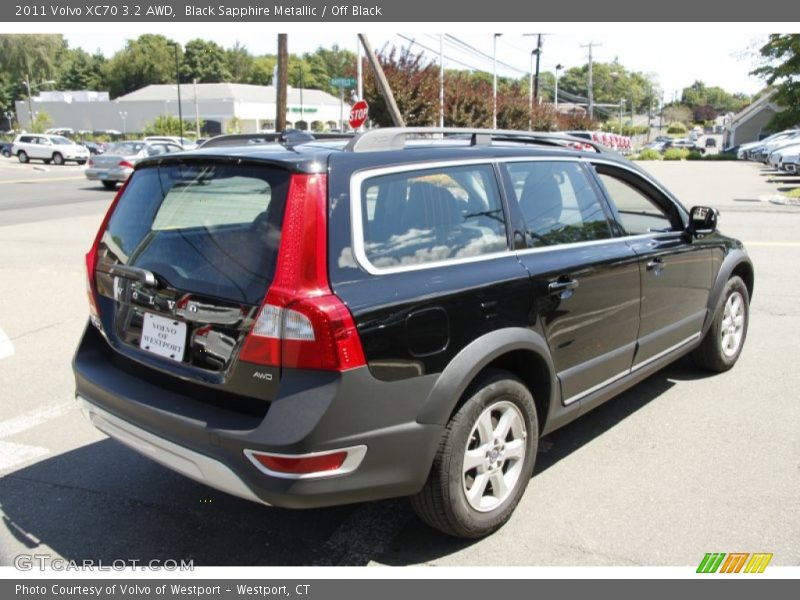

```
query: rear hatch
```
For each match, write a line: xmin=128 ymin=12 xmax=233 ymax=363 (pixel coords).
xmin=91 ymin=159 xmax=291 ymax=401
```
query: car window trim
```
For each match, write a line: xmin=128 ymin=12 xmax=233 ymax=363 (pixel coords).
xmin=589 ymin=160 xmax=689 ymax=233
xmin=349 ymin=159 xmax=515 ymax=276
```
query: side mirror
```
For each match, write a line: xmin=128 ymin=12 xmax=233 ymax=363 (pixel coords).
xmin=687 ymin=206 xmax=718 ymax=237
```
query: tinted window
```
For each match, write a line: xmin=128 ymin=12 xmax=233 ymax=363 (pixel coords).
xmin=596 ymin=172 xmax=674 ymax=235
xmin=99 ymin=162 xmax=290 ymax=304
xmin=359 ymin=164 xmax=507 ymax=268
xmin=504 ymin=161 xmax=612 ymax=247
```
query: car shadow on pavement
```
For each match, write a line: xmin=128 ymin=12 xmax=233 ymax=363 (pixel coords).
xmin=0 ymin=359 xmax=711 ymax=567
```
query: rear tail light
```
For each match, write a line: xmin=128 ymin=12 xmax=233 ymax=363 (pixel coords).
xmin=86 ymin=180 xmax=129 ymax=329
xmin=244 ymin=446 xmax=367 ymax=479
xmin=118 ymin=160 xmax=134 ymax=169
xmin=87 ymin=159 xmax=94 ymax=167
xmin=239 ymin=173 xmax=366 ymax=372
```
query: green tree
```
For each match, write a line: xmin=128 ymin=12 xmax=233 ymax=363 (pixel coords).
xmin=182 ymin=39 xmax=230 ymax=83
xmin=557 ymin=61 xmax=659 ymax=113
xmin=225 ymin=41 xmax=254 ymax=82
xmin=56 ymin=48 xmax=106 ymax=90
xmin=30 ymin=109 xmax=52 ymax=133
xmin=681 ymin=80 xmax=748 ymax=113
xmin=363 ymin=46 xmax=438 ymax=127
xmin=225 ymin=116 xmax=242 ymax=134
xmin=143 ymin=114 xmax=193 ymax=136
xmin=105 ymin=34 xmax=181 ymax=97
xmin=0 ymin=34 xmax=66 ymax=83
xmin=752 ymin=34 xmax=800 ymax=130
xmin=249 ymin=56 xmax=276 ymax=85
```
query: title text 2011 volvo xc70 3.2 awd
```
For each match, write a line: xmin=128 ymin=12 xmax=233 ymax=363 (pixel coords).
xmin=73 ymin=128 xmax=753 ymax=538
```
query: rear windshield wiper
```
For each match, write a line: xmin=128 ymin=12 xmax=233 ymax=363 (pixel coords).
xmin=108 ymin=264 xmax=158 ymax=287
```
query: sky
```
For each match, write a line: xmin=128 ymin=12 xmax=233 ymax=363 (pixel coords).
xmin=5 ymin=22 xmax=779 ymax=98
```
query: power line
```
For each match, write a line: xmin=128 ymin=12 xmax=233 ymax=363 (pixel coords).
xmin=397 ymin=34 xmax=614 ymax=119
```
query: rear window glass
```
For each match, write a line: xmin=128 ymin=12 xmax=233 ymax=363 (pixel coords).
xmin=359 ymin=164 xmax=508 ymax=269
xmin=107 ymin=142 xmax=144 ymax=155
xmin=99 ymin=162 xmax=290 ymax=304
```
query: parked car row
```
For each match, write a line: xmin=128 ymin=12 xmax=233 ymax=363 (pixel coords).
xmin=641 ymin=137 xmax=707 ymax=154
xmin=568 ymin=131 xmax=633 ymax=154
xmin=737 ymin=129 xmax=800 ymax=166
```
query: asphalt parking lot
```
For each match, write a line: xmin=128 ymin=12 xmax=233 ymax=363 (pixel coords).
xmin=0 ymin=157 xmax=797 ymax=567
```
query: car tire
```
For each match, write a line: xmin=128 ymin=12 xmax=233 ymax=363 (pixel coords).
xmin=101 ymin=181 xmax=117 ymax=190
xmin=52 ymin=153 xmax=64 ymax=166
xmin=410 ymin=369 xmax=538 ymax=538
xmin=17 ymin=151 xmax=28 ymax=163
xmin=691 ymin=276 xmax=749 ymax=372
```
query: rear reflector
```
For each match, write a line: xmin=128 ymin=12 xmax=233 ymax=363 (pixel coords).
xmin=239 ymin=173 xmax=366 ymax=371
xmin=244 ymin=446 xmax=367 ymax=479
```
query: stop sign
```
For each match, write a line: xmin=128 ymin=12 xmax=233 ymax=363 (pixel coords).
xmin=349 ymin=100 xmax=369 ymax=129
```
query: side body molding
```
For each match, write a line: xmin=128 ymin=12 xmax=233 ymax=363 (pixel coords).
xmin=416 ymin=327 xmax=559 ymax=426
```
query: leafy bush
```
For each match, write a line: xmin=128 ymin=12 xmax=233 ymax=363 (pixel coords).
xmin=663 ymin=148 xmax=690 ymax=160
xmin=636 ymin=148 xmax=663 ymax=160
xmin=667 ymin=122 xmax=687 ymax=134
xmin=687 ymin=151 xmax=704 ymax=160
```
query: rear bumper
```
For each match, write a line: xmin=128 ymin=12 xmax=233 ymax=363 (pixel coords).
xmin=80 ymin=398 xmax=268 ymax=504
xmin=73 ymin=324 xmax=442 ymax=508
xmin=85 ymin=167 xmax=130 ymax=182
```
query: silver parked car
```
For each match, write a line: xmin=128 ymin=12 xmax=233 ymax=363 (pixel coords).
xmin=84 ymin=141 xmax=183 ymax=189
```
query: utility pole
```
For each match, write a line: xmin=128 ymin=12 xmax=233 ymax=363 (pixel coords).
xmin=168 ymin=43 xmax=183 ymax=141
xmin=276 ymin=34 xmax=288 ymax=131
xmin=356 ymin=35 xmax=363 ymax=101
xmin=359 ymin=34 xmax=404 ymax=127
xmin=555 ymin=64 xmax=563 ymax=111
xmin=580 ymin=41 xmax=601 ymax=120
xmin=439 ymin=34 xmax=444 ymax=128
xmin=493 ymin=33 xmax=502 ymax=129
xmin=298 ymin=64 xmax=304 ymax=128
xmin=533 ymin=35 xmax=542 ymax=102
xmin=25 ymin=73 xmax=34 ymax=130
xmin=193 ymin=78 xmax=200 ymax=138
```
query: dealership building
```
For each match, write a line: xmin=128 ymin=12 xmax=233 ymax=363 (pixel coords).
xmin=14 ymin=83 xmax=347 ymax=135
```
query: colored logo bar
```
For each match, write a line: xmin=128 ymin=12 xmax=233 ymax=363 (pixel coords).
xmin=697 ymin=552 xmax=773 ymax=573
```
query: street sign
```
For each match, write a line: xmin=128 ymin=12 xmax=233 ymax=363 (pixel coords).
xmin=349 ymin=100 xmax=369 ymax=129
xmin=331 ymin=77 xmax=357 ymax=88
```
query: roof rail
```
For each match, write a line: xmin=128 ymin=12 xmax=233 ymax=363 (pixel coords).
xmin=201 ymin=130 xmax=354 ymax=149
xmin=343 ymin=127 xmax=609 ymax=154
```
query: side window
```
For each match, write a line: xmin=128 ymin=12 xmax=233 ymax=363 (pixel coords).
xmin=19 ymin=136 xmax=33 ymax=144
xmin=595 ymin=171 xmax=675 ymax=235
xmin=504 ymin=161 xmax=612 ymax=247
xmin=359 ymin=164 xmax=508 ymax=269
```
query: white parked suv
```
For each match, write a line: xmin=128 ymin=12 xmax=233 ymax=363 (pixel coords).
xmin=11 ymin=134 xmax=90 ymax=165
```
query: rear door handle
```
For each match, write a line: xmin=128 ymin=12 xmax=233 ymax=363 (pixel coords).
xmin=548 ymin=278 xmax=579 ymax=294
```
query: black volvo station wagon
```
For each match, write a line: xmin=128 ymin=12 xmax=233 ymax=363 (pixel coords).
xmin=73 ymin=128 xmax=753 ymax=538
